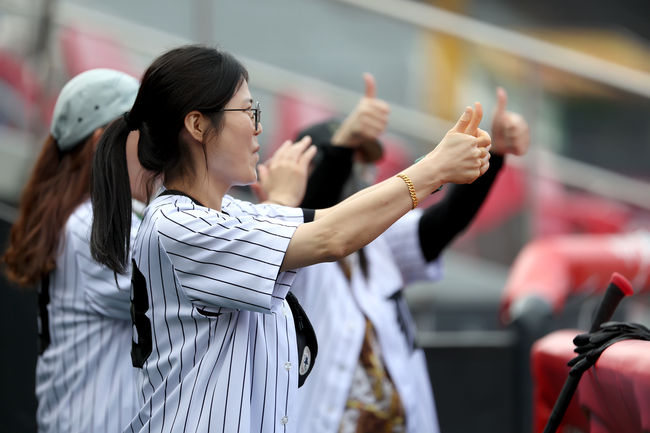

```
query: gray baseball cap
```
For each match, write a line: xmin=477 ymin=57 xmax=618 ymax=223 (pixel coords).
xmin=50 ymin=68 xmax=139 ymax=151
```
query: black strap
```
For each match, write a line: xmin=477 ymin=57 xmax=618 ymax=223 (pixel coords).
xmin=37 ymin=275 xmax=51 ymax=355
xmin=285 ymin=291 xmax=318 ymax=387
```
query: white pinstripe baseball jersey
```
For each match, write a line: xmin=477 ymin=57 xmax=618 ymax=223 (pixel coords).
xmin=35 ymin=200 xmax=141 ymax=433
xmin=291 ymin=209 xmax=442 ymax=433
xmin=125 ymin=192 xmax=307 ymax=433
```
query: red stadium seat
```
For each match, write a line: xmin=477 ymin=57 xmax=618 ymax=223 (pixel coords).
xmin=532 ymin=329 xmax=650 ymax=433
xmin=500 ymin=232 xmax=650 ymax=323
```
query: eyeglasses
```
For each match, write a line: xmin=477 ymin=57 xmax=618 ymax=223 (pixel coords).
xmin=220 ymin=101 xmax=261 ymax=131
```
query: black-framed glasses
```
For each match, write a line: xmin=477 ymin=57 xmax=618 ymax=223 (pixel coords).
xmin=220 ymin=101 xmax=261 ymax=131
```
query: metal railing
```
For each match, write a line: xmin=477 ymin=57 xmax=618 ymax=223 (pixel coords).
xmin=333 ymin=0 xmax=650 ymax=98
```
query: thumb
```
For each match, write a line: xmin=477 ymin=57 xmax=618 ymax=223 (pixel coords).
xmin=450 ymin=106 xmax=473 ymax=133
xmin=495 ymin=86 xmax=508 ymax=116
xmin=466 ymin=101 xmax=483 ymax=137
xmin=363 ymin=72 xmax=376 ymax=99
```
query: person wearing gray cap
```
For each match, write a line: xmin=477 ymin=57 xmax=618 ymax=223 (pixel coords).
xmin=3 ymin=68 xmax=148 ymax=433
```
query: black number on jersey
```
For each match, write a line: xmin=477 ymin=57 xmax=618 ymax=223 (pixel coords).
xmin=131 ymin=260 xmax=152 ymax=368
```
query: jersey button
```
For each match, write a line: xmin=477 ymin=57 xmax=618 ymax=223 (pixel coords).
xmin=280 ymin=416 xmax=289 ymax=425
xmin=284 ymin=362 xmax=292 ymax=370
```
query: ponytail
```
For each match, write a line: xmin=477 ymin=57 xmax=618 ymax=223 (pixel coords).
xmin=90 ymin=117 xmax=133 ymax=274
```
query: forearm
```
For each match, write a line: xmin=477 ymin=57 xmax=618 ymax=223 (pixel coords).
xmin=418 ymin=153 xmax=504 ymax=261
xmin=288 ymin=103 xmax=492 ymax=270
xmin=282 ymin=172 xmax=440 ymax=271
xmin=313 ymin=177 xmax=391 ymax=220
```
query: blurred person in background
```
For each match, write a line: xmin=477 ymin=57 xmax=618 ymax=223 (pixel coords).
xmin=254 ymin=73 xmax=529 ymax=433
xmin=2 ymin=69 xmax=149 ymax=433
xmin=89 ymin=44 xmax=490 ymax=433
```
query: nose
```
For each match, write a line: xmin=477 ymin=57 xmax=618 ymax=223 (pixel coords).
xmin=254 ymin=122 xmax=263 ymax=136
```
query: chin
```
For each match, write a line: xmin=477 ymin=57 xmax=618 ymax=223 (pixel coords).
xmin=237 ymin=171 xmax=258 ymax=187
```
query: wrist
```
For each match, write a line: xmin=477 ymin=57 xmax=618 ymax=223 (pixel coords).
xmin=331 ymin=129 xmax=356 ymax=147
xmin=402 ymin=163 xmax=444 ymax=201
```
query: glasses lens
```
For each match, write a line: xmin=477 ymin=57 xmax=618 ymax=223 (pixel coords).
xmin=255 ymin=102 xmax=261 ymax=130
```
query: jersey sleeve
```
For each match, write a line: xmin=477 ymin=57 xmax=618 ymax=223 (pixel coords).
xmin=156 ymin=205 xmax=300 ymax=314
xmin=380 ymin=209 xmax=443 ymax=286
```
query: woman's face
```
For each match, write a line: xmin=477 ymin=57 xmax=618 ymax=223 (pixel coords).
xmin=208 ymin=80 xmax=262 ymax=187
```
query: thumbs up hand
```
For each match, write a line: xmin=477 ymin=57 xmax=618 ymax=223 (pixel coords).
xmin=490 ymin=87 xmax=530 ymax=156
xmin=419 ymin=103 xmax=492 ymax=185
xmin=331 ymin=73 xmax=390 ymax=149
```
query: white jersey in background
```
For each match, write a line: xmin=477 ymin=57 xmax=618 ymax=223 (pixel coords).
xmin=292 ymin=209 xmax=442 ymax=433
xmin=125 ymin=192 xmax=307 ymax=433
xmin=35 ymin=200 xmax=141 ymax=433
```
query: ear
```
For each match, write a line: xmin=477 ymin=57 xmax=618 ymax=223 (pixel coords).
xmin=183 ymin=110 xmax=210 ymax=142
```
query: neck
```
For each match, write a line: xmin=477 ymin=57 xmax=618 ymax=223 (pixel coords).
xmin=164 ymin=176 xmax=227 ymax=210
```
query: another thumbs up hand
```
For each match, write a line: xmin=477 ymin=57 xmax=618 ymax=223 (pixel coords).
xmin=331 ymin=73 xmax=390 ymax=148
xmin=490 ymin=86 xmax=530 ymax=156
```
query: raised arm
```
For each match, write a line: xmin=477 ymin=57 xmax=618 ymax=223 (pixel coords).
xmin=418 ymin=86 xmax=530 ymax=261
xmin=281 ymin=103 xmax=491 ymax=271
xmin=301 ymin=73 xmax=388 ymax=208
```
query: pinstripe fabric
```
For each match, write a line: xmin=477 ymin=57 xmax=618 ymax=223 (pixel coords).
xmin=291 ymin=209 xmax=441 ymax=433
xmin=125 ymin=193 xmax=304 ymax=433
xmin=35 ymin=200 xmax=140 ymax=433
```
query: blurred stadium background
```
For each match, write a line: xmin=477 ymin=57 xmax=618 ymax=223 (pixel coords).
xmin=1 ymin=1 xmax=649 ymax=432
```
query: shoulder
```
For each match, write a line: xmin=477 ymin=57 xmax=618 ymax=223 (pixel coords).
xmin=222 ymin=194 xmax=304 ymax=222
xmin=150 ymin=194 xmax=229 ymax=226
xmin=144 ymin=194 xmax=235 ymax=245
xmin=64 ymin=199 xmax=93 ymax=240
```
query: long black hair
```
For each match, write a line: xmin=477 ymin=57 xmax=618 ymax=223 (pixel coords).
xmin=90 ymin=45 xmax=249 ymax=273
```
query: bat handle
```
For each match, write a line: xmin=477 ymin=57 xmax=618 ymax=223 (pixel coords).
xmin=589 ymin=272 xmax=633 ymax=333
xmin=543 ymin=272 xmax=633 ymax=433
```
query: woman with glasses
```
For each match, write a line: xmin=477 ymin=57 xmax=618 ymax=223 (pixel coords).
xmin=90 ymin=44 xmax=491 ymax=433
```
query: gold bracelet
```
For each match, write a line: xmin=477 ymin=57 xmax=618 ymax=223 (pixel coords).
xmin=396 ymin=173 xmax=418 ymax=209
